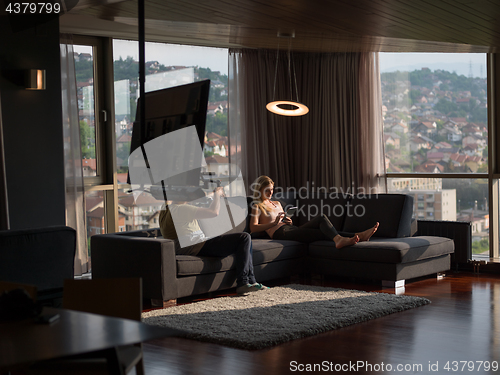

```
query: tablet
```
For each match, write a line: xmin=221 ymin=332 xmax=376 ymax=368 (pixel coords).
xmin=285 ymin=206 xmax=298 ymax=217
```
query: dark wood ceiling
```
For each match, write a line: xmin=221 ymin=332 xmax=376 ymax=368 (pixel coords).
xmin=60 ymin=0 xmax=500 ymax=53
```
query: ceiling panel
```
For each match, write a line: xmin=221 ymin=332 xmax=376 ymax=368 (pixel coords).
xmin=60 ymin=0 xmax=500 ymax=53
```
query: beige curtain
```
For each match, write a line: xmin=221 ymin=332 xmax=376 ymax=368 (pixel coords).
xmin=358 ymin=53 xmax=387 ymax=192
xmin=228 ymin=49 xmax=386 ymax=195
xmin=60 ymin=34 xmax=88 ymax=275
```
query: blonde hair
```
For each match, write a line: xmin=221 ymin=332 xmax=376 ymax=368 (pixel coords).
xmin=251 ymin=175 xmax=274 ymax=213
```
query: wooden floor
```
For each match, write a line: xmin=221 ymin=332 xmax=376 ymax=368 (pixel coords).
xmin=141 ymin=272 xmax=500 ymax=374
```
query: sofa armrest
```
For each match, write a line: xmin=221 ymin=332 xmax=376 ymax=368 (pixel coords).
xmin=416 ymin=220 xmax=470 ymax=266
xmin=0 ymin=226 xmax=76 ymax=293
xmin=411 ymin=218 xmax=418 ymax=237
xmin=91 ymin=234 xmax=178 ymax=300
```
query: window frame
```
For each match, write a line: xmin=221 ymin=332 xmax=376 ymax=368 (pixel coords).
xmin=73 ymin=36 xmax=119 ymax=235
xmin=384 ymin=53 xmax=499 ymax=260
xmin=72 ymin=35 xmax=107 ymax=187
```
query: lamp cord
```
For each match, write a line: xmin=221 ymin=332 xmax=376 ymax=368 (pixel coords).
xmin=288 ymin=39 xmax=293 ymax=101
xmin=272 ymin=40 xmax=280 ymax=101
xmin=292 ymin=50 xmax=300 ymax=103
xmin=271 ymin=36 xmax=301 ymax=104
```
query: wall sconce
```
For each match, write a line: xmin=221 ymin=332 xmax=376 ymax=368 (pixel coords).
xmin=25 ymin=69 xmax=46 ymax=90
xmin=267 ymin=32 xmax=309 ymax=117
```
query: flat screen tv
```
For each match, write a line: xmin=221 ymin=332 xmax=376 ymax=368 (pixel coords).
xmin=128 ymin=80 xmax=210 ymax=188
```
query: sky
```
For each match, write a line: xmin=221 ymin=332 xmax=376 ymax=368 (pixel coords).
xmin=112 ymin=40 xmax=229 ymax=76
xmin=379 ymin=52 xmax=487 ymax=78
xmin=74 ymin=42 xmax=487 ymax=79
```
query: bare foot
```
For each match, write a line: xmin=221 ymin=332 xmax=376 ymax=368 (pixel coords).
xmin=334 ymin=235 xmax=359 ymax=249
xmin=356 ymin=222 xmax=379 ymax=242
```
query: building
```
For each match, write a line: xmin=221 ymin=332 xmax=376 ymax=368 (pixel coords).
xmin=413 ymin=121 xmax=437 ymax=136
xmin=410 ymin=189 xmax=457 ymax=221
xmin=118 ymin=193 xmax=164 ymax=231
xmin=388 ymin=178 xmax=456 ymax=221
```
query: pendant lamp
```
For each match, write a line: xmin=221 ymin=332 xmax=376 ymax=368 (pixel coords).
xmin=266 ymin=32 xmax=309 ymax=117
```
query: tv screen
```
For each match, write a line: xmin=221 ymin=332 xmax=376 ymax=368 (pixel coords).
xmin=128 ymin=80 xmax=210 ymax=188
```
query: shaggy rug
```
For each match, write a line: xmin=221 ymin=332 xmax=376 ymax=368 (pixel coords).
xmin=142 ymin=284 xmax=431 ymax=350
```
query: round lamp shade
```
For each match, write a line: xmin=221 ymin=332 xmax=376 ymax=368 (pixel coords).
xmin=266 ymin=100 xmax=309 ymax=116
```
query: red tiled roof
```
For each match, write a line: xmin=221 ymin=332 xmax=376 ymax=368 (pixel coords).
xmin=449 ymin=117 xmax=467 ymax=123
xmin=435 ymin=142 xmax=452 ymax=148
xmin=411 ymin=136 xmax=428 ymax=144
xmin=464 ymin=144 xmax=478 ymax=150
xmin=205 ymin=155 xmax=229 ymax=164
xmin=206 ymin=132 xmax=222 ymax=140
xmin=469 ymin=156 xmax=482 ymax=163
xmin=117 ymin=173 xmax=128 ymax=183
xmin=414 ymin=163 xmax=444 ymax=173
xmin=117 ymin=134 xmax=132 ymax=143
xmin=82 ymin=158 xmax=96 ymax=170
xmin=450 ymin=153 xmax=468 ymax=163
xmin=427 ymin=152 xmax=444 ymax=159
xmin=86 ymin=196 xmax=103 ymax=211
xmin=419 ymin=121 xmax=435 ymax=128
xmin=87 ymin=207 xmax=104 ymax=218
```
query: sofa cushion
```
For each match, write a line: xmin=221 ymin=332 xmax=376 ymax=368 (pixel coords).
xmin=296 ymin=194 xmax=351 ymax=230
xmin=342 ymin=194 xmax=414 ymax=238
xmin=307 ymin=236 xmax=454 ymax=264
xmin=176 ymin=239 xmax=307 ymax=276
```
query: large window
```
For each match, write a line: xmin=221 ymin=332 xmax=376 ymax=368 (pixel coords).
xmin=381 ymin=53 xmax=493 ymax=259
xmin=381 ymin=53 xmax=488 ymax=173
xmin=73 ymin=43 xmax=101 ymax=179
xmin=73 ymin=38 xmax=229 ymax=256
xmin=113 ymin=40 xmax=228 ymax=231
xmin=73 ymin=37 xmax=108 ymax=255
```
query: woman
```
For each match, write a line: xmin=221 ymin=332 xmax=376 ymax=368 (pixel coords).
xmin=249 ymin=176 xmax=379 ymax=248
xmin=159 ymin=186 xmax=269 ymax=295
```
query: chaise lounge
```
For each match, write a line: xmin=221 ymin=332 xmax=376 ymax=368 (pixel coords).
xmin=91 ymin=193 xmax=455 ymax=305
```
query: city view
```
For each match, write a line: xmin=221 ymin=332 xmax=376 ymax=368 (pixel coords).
xmin=381 ymin=54 xmax=489 ymax=255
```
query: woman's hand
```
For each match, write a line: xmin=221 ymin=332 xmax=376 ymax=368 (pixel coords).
xmin=282 ymin=216 xmax=293 ymax=225
xmin=214 ymin=186 xmax=225 ymax=197
xmin=273 ymin=212 xmax=285 ymax=225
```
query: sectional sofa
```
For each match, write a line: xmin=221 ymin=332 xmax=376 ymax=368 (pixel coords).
xmin=91 ymin=193 xmax=455 ymax=305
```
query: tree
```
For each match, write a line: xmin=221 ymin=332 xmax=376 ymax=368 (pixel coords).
xmin=80 ymin=121 xmax=95 ymax=159
xmin=408 ymin=89 xmax=422 ymax=105
xmin=472 ymin=238 xmax=489 ymax=254
xmin=434 ymin=98 xmax=457 ymax=115
xmin=75 ymin=58 xmax=93 ymax=82
xmin=113 ymin=56 xmax=139 ymax=82
xmin=442 ymin=179 xmax=488 ymax=211
xmin=205 ymin=112 xmax=228 ymax=136
xmin=116 ymin=142 xmax=131 ymax=173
